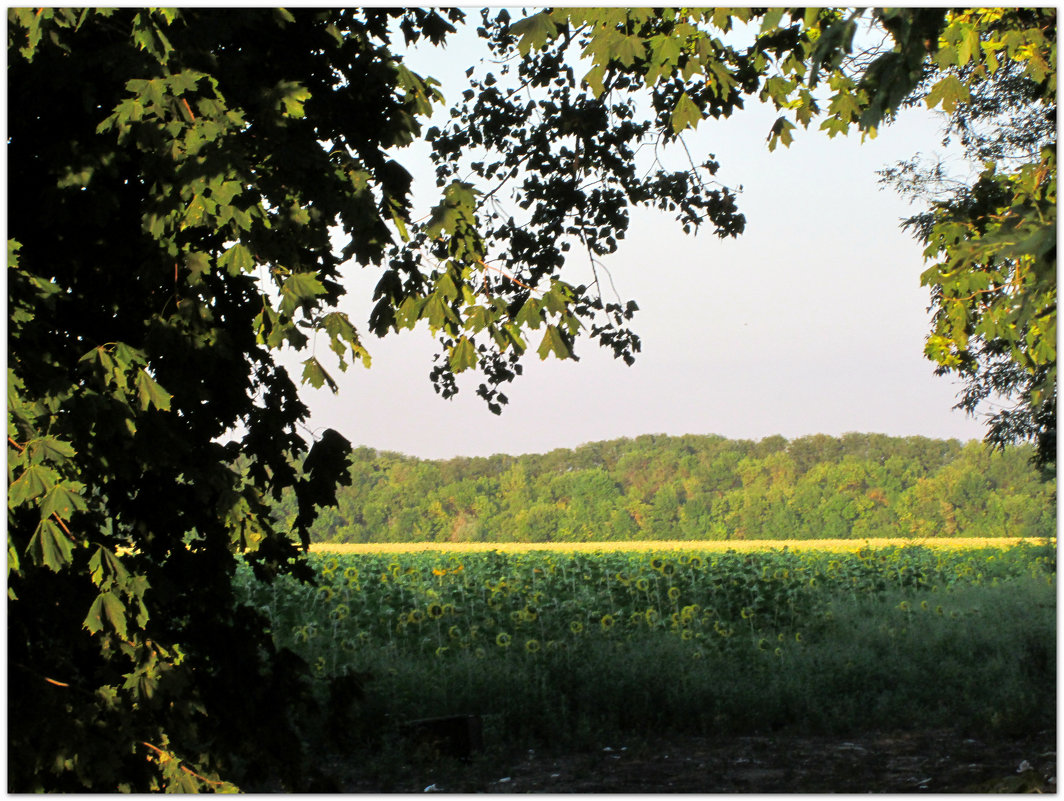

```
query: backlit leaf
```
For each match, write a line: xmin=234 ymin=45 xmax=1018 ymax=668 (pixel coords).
xmin=508 ymin=11 xmax=558 ymax=56
xmin=537 ymin=325 xmax=574 ymax=360
xmin=301 ymin=357 xmax=338 ymax=392
xmin=135 ymin=369 xmax=172 ymax=412
xmin=449 ymin=336 xmax=478 ymax=373
xmin=279 ymin=272 xmax=326 ymax=318
xmin=671 ymin=91 xmax=702 ymax=134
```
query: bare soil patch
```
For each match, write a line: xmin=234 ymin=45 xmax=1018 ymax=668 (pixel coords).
xmin=334 ymin=728 xmax=1055 ymax=793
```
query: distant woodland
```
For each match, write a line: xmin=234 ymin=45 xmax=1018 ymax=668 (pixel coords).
xmin=272 ymin=434 xmax=1056 ymax=544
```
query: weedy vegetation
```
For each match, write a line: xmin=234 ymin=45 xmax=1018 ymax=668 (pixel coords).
xmin=234 ymin=539 xmax=1056 ymax=787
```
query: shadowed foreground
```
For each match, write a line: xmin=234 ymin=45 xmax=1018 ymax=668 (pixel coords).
xmin=325 ymin=727 xmax=1056 ymax=793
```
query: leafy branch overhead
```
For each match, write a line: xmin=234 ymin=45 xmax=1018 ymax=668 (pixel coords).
xmin=482 ymin=6 xmax=1054 ymax=463
xmin=5 ymin=5 xmax=1054 ymax=793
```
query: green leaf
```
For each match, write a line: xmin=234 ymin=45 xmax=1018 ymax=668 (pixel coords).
xmin=422 ymin=294 xmax=457 ymax=332
xmin=135 ymin=369 xmax=172 ymax=412
xmin=610 ymin=34 xmax=645 ymax=67
xmin=767 ymin=116 xmax=796 ymax=151
xmin=759 ymin=7 xmax=785 ymax=33
xmin=27 ymin=518 xmax=74 ymax=572
xmin=508 ymin=11 xmax=558 ymax=56
xmin=279 ymin=271 xmax=326 ymax=317
xmin=26 ymin=436 xmax=76 ymax=465
xmin=437 ymin=270 xmax=459 ymax=301
xmin=211 ymin=180 xmax=241 ymax=206
xmin=301 ymin=357 xmax=338 ymax=392
xmin=84 ymin=590 xmax=128 ymax=640
xmin=89 ymin=546 xmax=130 ymax=588
xmin=537 ymin=325 xmax=573 ymax=360
xmin=9 ymin=463 xmax=56 ymax=507
xmin=924 ymin=75 xmax=970 ymax=113
xmin=396 ymin=296 xmax=425 ymax=330
xmin=670 ymin=91 xmax=702 ymax=134
xmin=276 ymin=80 xmax=311 ymax=118
xmin=425 ymin=181 xmax=479 ymax=240
xmin=449 ymin=336 xmax=478 ymax=373
xmin=515 ymin=297 xmax=543 ymax=330
xmin=218 ymin=243 xmax=255 ymax=275
xmin=40 ymin=483 xmax=88 ymax=520
xmin=540 ymin=282 xmax=572 ymax=315
xmin=463 ymin=305 xmax=492 ymax=333
xmin=321 ymin=311 xmax=360 ymax=363
xmin=581 ymin=63 xmax=607 ymax=98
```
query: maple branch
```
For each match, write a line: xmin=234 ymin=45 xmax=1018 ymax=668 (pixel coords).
xmin=477 ymin=258 xmax=535 ymax=292
xmin=52 ymin=513 xmax=73 ymax=537
xmin=140 ymin=742 xmax=227 ymax=788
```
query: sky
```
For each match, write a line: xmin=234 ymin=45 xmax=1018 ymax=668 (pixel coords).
xmin=280 ymin=13 xmax=991 ymax=461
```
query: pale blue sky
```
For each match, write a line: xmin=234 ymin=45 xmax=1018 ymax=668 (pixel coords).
xmin=282 ymin=14 xmax=990 ymax=460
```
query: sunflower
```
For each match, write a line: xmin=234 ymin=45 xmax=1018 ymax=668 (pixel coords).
xmin=434 ymin=646 xmax=449 ymax=658
xmin=448 ymin=625 xmax=461 ymax=640
xmin=344 ymin=566 xmax=360 ymax=582
xmin=316 ymin=586 xmax=334 ymax=603
xmin=645 ymin=607 xmax=660 ymax=626
xmin=667 ymin=586 xmax=681 ymax=602
xmin=661 ymin=561 xmax=676 ymax=576
xmin=681 ymin=629 xmax=694 ymax=641
xmin=408 ymin=609 xmax=424 ymax=624
xmin=495 ymin=632 xmax=511 ymax=648
xmin=688 ymin=556 xmax=704 ymax=569
xmin=635 ymin=577 xmax=650 ymax=592
xmin=650 ymin=557 xmax=665 ymax=572
xmin=426 ymin=602 xmax=444 ymax=620
xmin=600 ymin=614 xmax=615 ymax=631
xmin=331 ymin=603 xmax=349 ymax=621
xmin=569 ymin=620 xmax=584 ymax=635
xmin=524 ymin=639 xmax=541 ymax=654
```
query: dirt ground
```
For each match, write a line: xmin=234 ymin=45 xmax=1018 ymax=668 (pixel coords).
xmin=338 ymin=727 xmax=1056 ymax=793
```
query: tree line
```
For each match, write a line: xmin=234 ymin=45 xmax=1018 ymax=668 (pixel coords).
xmin=269 ymin=433 xmax=1055 ymax=544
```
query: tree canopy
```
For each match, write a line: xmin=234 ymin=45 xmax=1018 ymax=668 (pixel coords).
xmin=275 ymin=433 xmax=1055 ymax=545
xmin=6 ymin=7 xmax=1055 ymax=791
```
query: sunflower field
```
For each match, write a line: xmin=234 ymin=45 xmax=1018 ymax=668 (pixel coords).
xmin=234 ymin=539 xmax=1056 ymax=757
